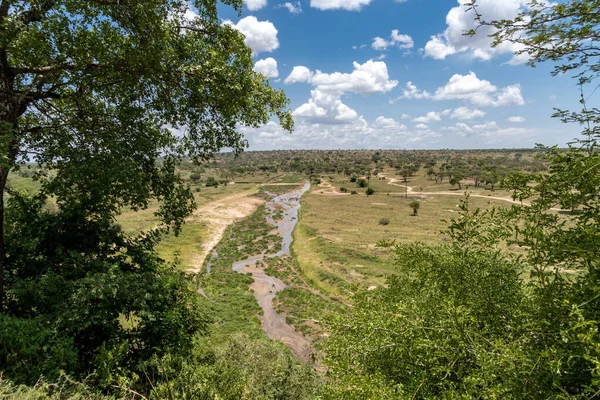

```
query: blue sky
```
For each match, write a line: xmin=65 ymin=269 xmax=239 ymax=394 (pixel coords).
xmin=208 ymin=0 xmax=587 ymax=150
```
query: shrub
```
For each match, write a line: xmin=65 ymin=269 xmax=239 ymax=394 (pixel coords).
xmin=356 ymin=179 xmax=367 ymax=188
xmin=366 ymin=187 xmax=375 ymax=196
xmin=378 ymin=218 xmax=390 ymax=226
xmin=189 ymin=173 xmax=201 ymax=182
xmin=350 ymin=176 xmax=357 ymax=183
xmin=351 ymin=191 xmax=358 ymax=195
xmin=340 ymin=187 xmax=349 ymax=193
xmin=205 ymin=176 xmax=219 ymax=187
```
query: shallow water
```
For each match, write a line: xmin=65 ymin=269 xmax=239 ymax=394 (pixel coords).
xmin=231 ymin=182 xmax=313 ymax=362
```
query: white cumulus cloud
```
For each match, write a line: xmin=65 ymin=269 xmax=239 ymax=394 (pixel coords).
xmin=371 ymin=30 xmax=414 ymax=50
xmin=225 ymin=16 xmax=279 ymax=54
xmin=423 ymin=0 xmax=530 ymax=64
xmin=284 ymin=66 xmax=313 ymax=84
xmin=433 ymin=72 xmax=525 ymax=107
xmin=508 ymin=116 xmax=526 ymax=122
xmin=451 ymin=107 xmax=486 ymax=120
xmin=277 ymin=1 xmax=302 ymax=13
xmin=254 ymin=57 xmax=279 ymax=78
xmin=284 ymin=60 xmax=398 ymax=95
xmin=245 ymin=0 xmax=268 ymax=11
xmin=292 ymin=89 xmax=365 ymax=125
xmin=413 ymin=111 xmax=442 ymax=123
xmin=310 ymin=0 xmax=373 ymax=11
xmin=400 ymin=81 xmax=431 ymax=99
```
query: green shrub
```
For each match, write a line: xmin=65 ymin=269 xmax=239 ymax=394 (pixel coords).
xmin=340 ymin=187 xmax=349 ymax=193
xmin=356 ymin=179 xmax=367 ymax=188
xmin=378 ymin=218 xmax=390 ymax=226
xmin=350 ymin=191 xmax=358 ymax=195
xmin=205 ymin=176 xmax=219 ymax=187
xmin=366 ymin=187 xmax=375 ymax=196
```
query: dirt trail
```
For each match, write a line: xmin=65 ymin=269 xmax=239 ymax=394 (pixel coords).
xmin=187 ymin=191 xmax=265 ymax=273
xmin=385 ymin=177 xmax=524 ymax=205
xmin=231 ymin=182 xmax=314 ymax=363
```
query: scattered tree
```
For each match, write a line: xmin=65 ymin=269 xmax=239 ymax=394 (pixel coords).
xmin=409 ymin=201 xmax=420 ymax=216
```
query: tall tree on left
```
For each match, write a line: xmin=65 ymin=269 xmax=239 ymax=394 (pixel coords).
xmin=0 ymin=0 xmax=293 ymax=309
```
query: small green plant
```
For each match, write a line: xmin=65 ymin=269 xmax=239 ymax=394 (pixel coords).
xmin=205 ymin=176 xmax=219 ymax=187
xmin=351 ymin=191 xmax=358 ymax=195
xmin=378 ymin=218 xmax=390 ymax=226
xmin=349 ymin=176 xmax=357 ymax=183
xmin=409 ymin=201 xmax=420 ymax=216
xmin=366 ymin=187 xmax=375 ymax=196
xmin=190 ymin=173 xmax=201 ymax=182
xmin=356 ymin=179 xmax=367 ymax=188
xmin=340 ymin=187 xmax=349 ymax=193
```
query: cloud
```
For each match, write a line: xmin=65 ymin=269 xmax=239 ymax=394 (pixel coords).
xmin=254 ymin=57 xmax=279 ymax=78
xmin=508 ymin=116 xmax=526 ymax=123
xmin=284 ymin=66 xmax=313 ymax=84
xmin=450 ymin=107 xmax=486 ymax=120
xmin=372 ymin=116 xmax=407 ymax=131
xmin=400 ymin=81 xmax=431 ymax=99
xmin=413 ymin=111 xmax=442 ymax=123
xmin=225 ymin=16 xmax=279 ymax=54
xmin=371 ymin=30 xmax=414 ymax=50
xmin=415 ymin=123 xmax=429 ymax=130
xmin=238 ymin=115 xmax=442 ymax=150
xmin=310 ymin=0 xmax=374 ymax=11
xmin=277 ymin=1 xmax=302 ymax=13
xmin=423 ymin=0 xmax=529 ymax=64
xmin=284 ymin=60 xmax=398 ymax=95
xmin=292 ymin=89 xmax=365 ymax=125
xmin=445 ymin=120 xmax=532 ymax=138
xmin=245 ymin=0 xmax=267 ymax=11
xmin=433 ymin=72 xmax=525 ymax=107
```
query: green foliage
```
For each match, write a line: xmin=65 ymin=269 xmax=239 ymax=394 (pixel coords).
xmin=205 ymin=176 xmax=219 ymax=187
xmin=356 ymin=179 xmax=367 ymax=188
xmin=339 ymin=187 xmax=349 ymax=193
xmin=0 ymin=315 xmax=78 ymax=383
xmin=378 ymin=218 xmax=390 ymax=226
xmin=2 ymin=194 xmax=208 ymax=386
xmin=189 ymin=173 xmax=201 ymax=182
xmin=146 ymin=334 xmax=322 ymax=400
xmin=350 ymin=190 xmax=358 ymax=195
xmin=409 ymin=201 xmax=420 ymax=216
xmin=365 ymin=187 xmax=375 ymax=196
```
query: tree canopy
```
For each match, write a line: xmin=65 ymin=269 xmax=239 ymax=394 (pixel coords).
xmin=0 ymin=0 xmax=293 ymax=307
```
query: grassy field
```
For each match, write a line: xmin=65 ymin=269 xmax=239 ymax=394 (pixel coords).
xmin=292 ymin=175 xmax=515 ymax=300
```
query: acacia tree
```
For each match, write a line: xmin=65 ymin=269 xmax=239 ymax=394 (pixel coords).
xmin=0 ymin=0 xmax=292 ymax=308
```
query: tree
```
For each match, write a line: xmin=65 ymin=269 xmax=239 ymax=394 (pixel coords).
xmin=0 ymin=0 xmax=292 ymax=308
xmin=449 ymin=172 xmax=463 ymax=190
xmin=366 ymin=187 xmax=375 ymax=197
xmin=409 ymin=201 xmax=420 ymax=216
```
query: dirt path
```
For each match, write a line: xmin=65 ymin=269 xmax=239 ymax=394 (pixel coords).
xmin=231 ymin=183 xmax=314 ymax=363
xmin=385 ymin=177 xmax=523 ymax=205
xmin=186 ymin=191 xmax=265 ymax=273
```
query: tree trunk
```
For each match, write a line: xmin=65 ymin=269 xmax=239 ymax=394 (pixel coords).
xmin=0 ymin=71 xmax=18 ymax=311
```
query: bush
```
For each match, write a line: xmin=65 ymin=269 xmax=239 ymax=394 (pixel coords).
xmin=189 ymin=173 xmax=201 ymax=182
xmin=350 ymin=176 xmax=357 ymax=183
xmin=205 ymin=176 xmax=219 ymax=187
xmin=351 ymin=191 xmax=358 ymax=195
xmin=340 ymin=187 xmax=349 ymax=193
xmin=356 ymin=179 xmax=367 ymax=188
xmin=378 ymin=218 xmax=390 ymax=226
xmin=366 ymin=187 xmax=375 ymax=196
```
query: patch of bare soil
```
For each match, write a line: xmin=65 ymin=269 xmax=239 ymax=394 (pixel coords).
xmin=186 ymin=193 xmax=265 ymax=273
